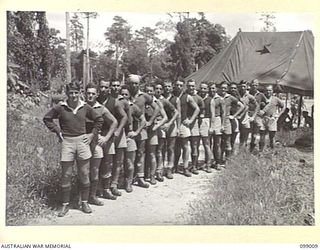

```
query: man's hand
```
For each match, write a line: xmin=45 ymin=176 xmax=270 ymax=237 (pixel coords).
xmin=229 ymin=115 xmax=234 ymax=120
xmin=249 ymin=116 xmax=255 ymax=122
xmin=98 ymin=135 xmax=108 ymax=146
xmin=114 ymin=129 xmax=121 ymax=137
xmin=161 ymin=123 xmax=170 ymax=131
xmin=220 ymin=127 xmax=225 ymax=133
xmin=83 ymin=133 xmax=94 ymax=145
xmin=209 ymin=126 xmax=214 ymax=135
xmin=127 ymin=131 xmax=138 ymax=138
xmin=152 ymin=125 xmax=159 ymax=131
xmin=183 ymin=118 xmax=191 ymax=126
xmin=258 ymin=110 xmax=265 ymax=116
xmin=57 ymin=132 xmax=64 ymax=143
xmin=145 ymin=121 xmax=152 ymax=127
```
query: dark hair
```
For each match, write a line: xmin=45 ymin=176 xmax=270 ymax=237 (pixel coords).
xmin=145 ymin=83 xmax=155 ymax=90
xmin=239 ymin=80 xmax=247 ymax=85
xmin=200 ymin=81 xmax=209 ymax=87
xmin=99 ymin=80 xmax=110 ymax=86
xmin=110 ymin=77 xmax=121 ymax=83
xmin=175 ymin=77 xmax=185 ymax=84
xmin=66 ymin=81 xmax=80 ymax=92
xmin=86 ymin=83 xmax=98 ymax=91
xmin=208 ymin=81 xmax=216 ymax=87
xmin=230 ymin=82 xmax=237 ymax=87
xmin=121 ymin=84 xmax=130 ymax=91
xmin=220 ymin=81 xmax=229 ymax=87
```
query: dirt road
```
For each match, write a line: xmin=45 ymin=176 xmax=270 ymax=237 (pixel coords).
xmin=30 ymin=169 xmax=220 ymax=225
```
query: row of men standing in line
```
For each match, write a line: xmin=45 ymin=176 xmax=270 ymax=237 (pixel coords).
xmin=43 ymin=76 xmax=285 ymax=217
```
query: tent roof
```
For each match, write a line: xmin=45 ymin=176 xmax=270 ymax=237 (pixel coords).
xmin=185 ymin=31 xmax=314 ymax=96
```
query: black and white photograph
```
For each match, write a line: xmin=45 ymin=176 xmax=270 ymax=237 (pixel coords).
xmin=6 ymin=10 xmax=314 ymax=227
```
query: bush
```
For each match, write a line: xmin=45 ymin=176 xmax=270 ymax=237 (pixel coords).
xmin=187 ymin=147 xmax=314 ymax=225
xmin=6 ymin=108 xmax=61 ymax=225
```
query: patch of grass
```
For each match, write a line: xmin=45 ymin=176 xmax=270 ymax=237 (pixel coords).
xmin=6 ymin=107 xmax=62 ymax=225
xmin=187 ymin=146 xmax=314 ymax=225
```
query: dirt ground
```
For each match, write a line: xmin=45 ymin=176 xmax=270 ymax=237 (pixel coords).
xmin=30 ymin=168 xmax=220 ymax=225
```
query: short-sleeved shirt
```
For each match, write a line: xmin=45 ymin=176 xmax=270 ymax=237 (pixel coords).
xmin=189 ymin=94 xmax=204 ymax=118
xmin=263 ymin=96 xmax=284 ymax=117
xmin=222 ymin=94 xmax=239 ymax=116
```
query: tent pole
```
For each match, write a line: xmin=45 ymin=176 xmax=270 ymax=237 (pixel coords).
xmin=297 ymin=95 xmax=303 ymax=127
xmin=285 ymin=93 xmax=288 ymax=108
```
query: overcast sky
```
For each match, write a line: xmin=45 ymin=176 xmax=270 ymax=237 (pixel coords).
xmin=46 ymin=12 xmax=315 ymax=52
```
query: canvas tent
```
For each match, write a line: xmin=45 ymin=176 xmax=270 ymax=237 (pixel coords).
xmin=185 ymin=31 xmax=314 ymax=96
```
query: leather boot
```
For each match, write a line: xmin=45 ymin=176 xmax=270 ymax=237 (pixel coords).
xmin=88 ymin=196 xmax=104 ymax=206
xmin=125 ymin=181 xmax=133 ymax=193
xmin=156 ymin=172 xmax=164 ymax=182
xmin=165 ymin=169 xmax=173 ymax=179
xmin=183 ymin=169 xmax=192 ymax=177
xmin=149 ymin=176 xmax=157 ymax=185
xmin=81 ymin=201 xmax=92 ymax=214
xmin=102 ymin=189 xmax=117 ymax=200
xmin=191 ymin=166 xmax=199 ymax=175
xmin=204 ymin=166 xmax=212 ymax=173
xmin=110 ymin=187 xmax=122 ymax=196
xmin=213 ymin=163 xmax=222 ymax=171
xmin=136 ymin=177 xmax=149 ymax=188
xmin=58 ymin=203 xmax=70 ymax=217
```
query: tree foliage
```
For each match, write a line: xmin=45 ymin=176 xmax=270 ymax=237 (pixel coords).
xmin=70 ymin=13 xmax=84 ymax=52
xmin=104 ymin=16 xmax=132 ymax=78
xmin=260 ymin=13 xmax=277 ymax=32
xmin=168 ymin=13 xmax=229 ymax=78
xmin=7 ymin=11 xmax=65 ymax=90
xmin=7 ymin=12 xmax=230 ymax=90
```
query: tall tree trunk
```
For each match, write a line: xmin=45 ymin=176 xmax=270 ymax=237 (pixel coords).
xmin=115 ymin=42 xmax=119 ymax=78
xmin=86 ymin=14 xmax=90 ymax=87
xmin=65 ymin=12 xmax=71 ymax=83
